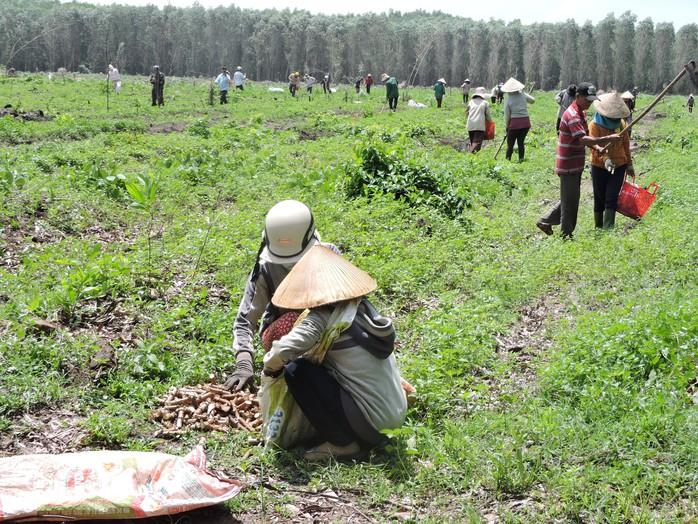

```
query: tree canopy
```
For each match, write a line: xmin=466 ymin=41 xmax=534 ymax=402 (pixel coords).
xmin=1 ymin=1 xmax=696 ymax=93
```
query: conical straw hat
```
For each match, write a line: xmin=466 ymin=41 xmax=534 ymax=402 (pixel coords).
xmin=500 ymin=77 xmax=525 ymax=93
xmin=272 ymin=245 xmax=377 ymax=309
xmin=620 ymin=90 xmax=635 ymax=99
xmin=593 ymin=92 xmax=630 ymax=119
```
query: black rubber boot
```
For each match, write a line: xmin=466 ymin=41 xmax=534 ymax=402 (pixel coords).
xmin=594 ymin=212 xmax=603 ymax=229
xmin=603 ymin=209 xmax=616 ymax=230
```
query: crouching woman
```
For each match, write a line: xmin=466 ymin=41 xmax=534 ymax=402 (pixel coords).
xmin=261 ymin=245 xmax=407 ymax=462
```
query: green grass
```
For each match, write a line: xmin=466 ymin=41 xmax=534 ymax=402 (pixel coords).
xmin=1 ymin=73 xmax=697 ymax=521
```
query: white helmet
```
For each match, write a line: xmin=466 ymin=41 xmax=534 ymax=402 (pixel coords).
xmin=263 ymin=200 xmax=319 ymax=264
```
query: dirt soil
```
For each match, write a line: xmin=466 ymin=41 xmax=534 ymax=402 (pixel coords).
xmin=148 ymin=122 xmax=187 ymax=133
xmin=0 ymin=107 xmax=51 ymax=121
xmin=438 ymin=135 xmax=469 ymax=152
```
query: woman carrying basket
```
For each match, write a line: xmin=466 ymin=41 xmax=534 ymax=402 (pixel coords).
xmin=589 ymin=92 xmax=634 ymax=230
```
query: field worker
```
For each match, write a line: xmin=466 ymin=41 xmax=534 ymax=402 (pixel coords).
xmin=466 ymin=86 xmax=493 ymax=153
xmin=149 ymin=65 xmax=165 ymax=106
xmin=355 ymin=76 xmax=363 ymax=94
xmin=502 ymin=77 xmax=535 ymax=161
xmin=305 ymin=74 xmax=316 ymax=94
xmin=223 ymin=200 xmax=341 ymax=393
xmin=461 ymin=78 xmax=471 ymax=103
xmin=233 ymin=66 xmax=246 ymax=91
xmin=321 ymin=74 xmax=331 ymax=94
xmin=365 ymin=73 xmax=373 ymax=94
xmin=589 ymin=92 xmax=634 ymax=230
xmin=215 ymin=67 xmax=231 ymax=104
xmin=289 ymin=71 xmax=300 ymax=97
xmin=491 ymin=83 xmax=503 ymax=104
xmin=382 ymin=73 xmax=399 ymax=111
xmin=555 ymin=84 xmax=576 ymax=133
xmin=620 ymin=91 xmax=635 ymax=136
xmin=687 ymin=94 xmax=694 ymax=113
xmin=107 ymin=64 xmax=121 ymax=94
xmin=537 ymin=83 xmax=621 ymax=238
xmin=262 ymin=245 xmax=407 ymax=461
xmin=434 ymin=78 xmax=447 ymax=108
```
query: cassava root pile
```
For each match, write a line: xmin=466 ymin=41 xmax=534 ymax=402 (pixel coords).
xmin=151 ymin=383 xmax=262 ymax=438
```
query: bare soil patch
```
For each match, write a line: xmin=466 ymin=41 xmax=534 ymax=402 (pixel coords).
xmin=476 ymin=292 xmax=570 ymax=413
xmin=0 ymin=409 xmax=88 ymax=456
xmin=438 ymin=135 xmax=469 ymax=152
xmin=148 ymin=122 xmax=187 ymax=133
xmin=0 ymin=107 xmax=51 ymax=121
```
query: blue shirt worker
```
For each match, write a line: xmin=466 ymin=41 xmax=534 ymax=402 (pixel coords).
xmin=216 ymin=67 xmax=231 ymax=104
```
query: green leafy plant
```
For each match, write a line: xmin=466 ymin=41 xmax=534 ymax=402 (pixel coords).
xmin=85 ymin=163 xmax=127 ymax=200
xmin=0 ymin=166 xmax=28 ymax=192
xmin=344 ymin=140 xmax=471 ymax=219
xmin=126 ymin=173 xmax=159 ymax=270
xmin=188 ymin=117 xmax=211 ymax=139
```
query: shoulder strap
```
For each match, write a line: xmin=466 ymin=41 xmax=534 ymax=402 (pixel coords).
xmin=249 ymin=239 xmax=267 ymax=287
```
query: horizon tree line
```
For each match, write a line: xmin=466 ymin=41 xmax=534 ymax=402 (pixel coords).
xmin=1 ymin=0 xmax=697 ymax=94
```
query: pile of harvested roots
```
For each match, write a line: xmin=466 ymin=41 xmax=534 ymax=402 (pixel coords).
xmin=151 ymin=383 xmax=262 ymax=437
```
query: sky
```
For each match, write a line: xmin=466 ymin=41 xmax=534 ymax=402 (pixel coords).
xmin=74 ymin=0 xmax=697 ymax=30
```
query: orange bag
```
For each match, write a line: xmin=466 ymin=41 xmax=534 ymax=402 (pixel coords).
xmin=616 ymin=175 xmax=658 ymax=220
xmin=484 ymin=121 xmax=495 ymax=140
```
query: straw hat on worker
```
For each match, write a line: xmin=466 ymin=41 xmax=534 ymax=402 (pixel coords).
xmin=500 ymin=77 xmax=525 ymax=93
xmin=272 ymin=245 xmax=376 ymax=309
xmin=472 ymin=86 xmax=488 ymax=99
xmin=593 ymin=92 xmax=631 ymax=119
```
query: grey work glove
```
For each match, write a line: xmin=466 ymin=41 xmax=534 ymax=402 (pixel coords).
xmin=223 ymin=351 xmax=255 ymax=392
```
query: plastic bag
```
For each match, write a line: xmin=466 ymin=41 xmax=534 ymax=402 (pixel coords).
xmin=259 ymin=303 xmax=357 ymax=449
xmin=0 ymin=446 xmax=243 ymax=522
xmin=259 ymin=374 xmax=318 ymax=449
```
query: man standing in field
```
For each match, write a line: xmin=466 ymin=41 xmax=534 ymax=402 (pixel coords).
xmin=289 ymin=71 xmax=300 ymax=97
xmin=537 ymin=83 xmax=621 ymax=238
xmin=233 ymin=66 xmax=246 ymax=91
xmin=305 ymin=74 xmax=316 ymax=95
xmin=150 ymin=66 xmax=165 ymax=107
xmin=434 ymin=78 xmax=447 ymax=108
xmin=461 ymin=78 xmax=471 ymax=103
xmin=382 ymin=73 xmax=399 ymax=111
xmin=215 ymin=67 xmax=231 ymax=104
xmin=321 ymin=74 xmax=331 ymax=94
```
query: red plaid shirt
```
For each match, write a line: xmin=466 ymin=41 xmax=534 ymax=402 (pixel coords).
xmin=556 ymin=101 xmax=589 ymax=175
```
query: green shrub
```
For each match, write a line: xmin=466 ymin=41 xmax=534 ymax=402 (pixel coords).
xmin=345 ymin=140 xmax=471 ymax=220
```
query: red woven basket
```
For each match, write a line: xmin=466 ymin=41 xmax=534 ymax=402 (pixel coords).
xmin=617 ymin=175 xmax=658 ymax=220
xmin=485 ymin=121 xmax=495 ymax=140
